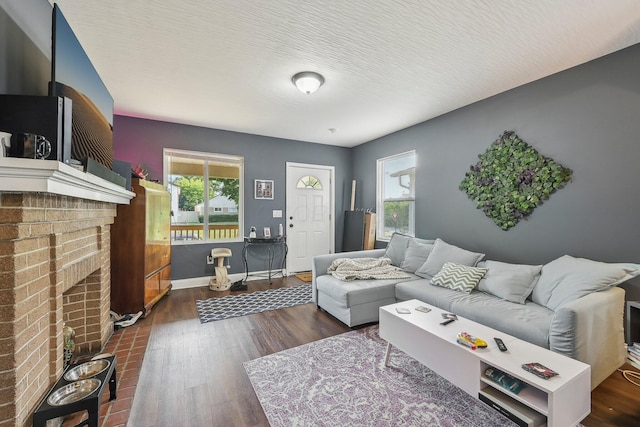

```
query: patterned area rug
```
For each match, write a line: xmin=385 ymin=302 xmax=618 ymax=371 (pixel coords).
xmin=196 ymin=284 xmax=312 ymax=323
xmin=244 ymin=326 xmax=516 ymax=427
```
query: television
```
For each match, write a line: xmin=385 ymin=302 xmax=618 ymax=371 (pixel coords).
xmin=49 ymin=3 xmax=114 ymax=170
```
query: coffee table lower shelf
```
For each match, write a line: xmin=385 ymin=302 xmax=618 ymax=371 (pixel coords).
xmin=380 ymin=300 xmax=590 ymax=427
xmin=479 ymin=385 xmax=547 ymax=427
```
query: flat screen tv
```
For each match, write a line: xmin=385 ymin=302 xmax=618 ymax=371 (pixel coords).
xmin=49 ymin=3 xmax=114 ymax=169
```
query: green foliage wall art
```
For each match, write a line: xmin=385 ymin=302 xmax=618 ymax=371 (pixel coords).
xmin=459 ymin=131 xmax=572 ymax=230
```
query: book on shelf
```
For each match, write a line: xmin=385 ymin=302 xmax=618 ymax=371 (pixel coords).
xmin=479 ymin=387 xmax=546 ymax=427
xmin=628 ymin=345 xmax=640 ymax=357
xmin=627 ymin=356 xmax=640 ymax=370
xmin=627 ymin=350 xmax=640 ymax=364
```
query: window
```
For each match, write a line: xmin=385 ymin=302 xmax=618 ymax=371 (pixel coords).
xmin=164 ymin=148 xmax=244 ymax=243
xmin=296 ymin=175 xmax=322 ymax=189
xmin=376 ymin=151 xmax=416 ymax=240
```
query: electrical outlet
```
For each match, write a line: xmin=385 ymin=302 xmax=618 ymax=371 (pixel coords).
xmin=206 ymin=255 xmax=214 ymax=264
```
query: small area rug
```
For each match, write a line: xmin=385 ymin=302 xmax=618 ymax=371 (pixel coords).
xmin=244 ymin=325 xmax=516 ymax=427
xmin=196 ymin=283 xmax=312 ymax=323
xmin=294 ymin=272 xmax=312 ymax=282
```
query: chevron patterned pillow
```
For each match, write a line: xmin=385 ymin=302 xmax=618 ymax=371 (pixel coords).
xmin=430 ymin=262 xmax=488 ymax=293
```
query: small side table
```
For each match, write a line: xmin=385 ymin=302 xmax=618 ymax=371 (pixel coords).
xmin=626 ymin=301 xmax=640 ymax=345
xmin=242 ymin=236 xmax=288 ymax=283
xmin=32 ymin=355 xmax=117 ymax=427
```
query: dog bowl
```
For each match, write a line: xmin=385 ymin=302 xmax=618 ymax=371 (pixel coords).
xmin=47 ymin=379 xmax=101 ymax=406
xmin=64 ymin=359 xmax=110 ymax=381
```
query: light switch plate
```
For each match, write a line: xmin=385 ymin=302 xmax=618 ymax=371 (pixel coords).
xmin=273 ymin=210 xmax=283 ymax=218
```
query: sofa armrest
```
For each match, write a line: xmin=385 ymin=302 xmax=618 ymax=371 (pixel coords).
xmin=550 ymin=286 xmax=626 ymax=389
xmin=311 ymin=249 xmax=386 ymax=303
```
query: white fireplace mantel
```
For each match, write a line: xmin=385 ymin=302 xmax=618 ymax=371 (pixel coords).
xmin=0 ymin=158 xmax=135 ymax=204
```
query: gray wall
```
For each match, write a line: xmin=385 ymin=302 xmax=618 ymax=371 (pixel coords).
xmin=352 ymin=42 xmax=640 ymax=300
xmin=113 ymin=116 xmax=353 ymax=280
xmin=0 ymin=0 xmax=50 ymax=96
xmin=3 ymin=0 xmax=639 ymax=299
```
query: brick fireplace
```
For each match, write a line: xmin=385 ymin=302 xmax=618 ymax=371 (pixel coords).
xmin=0 ymin=159 xmax=133 ymax=427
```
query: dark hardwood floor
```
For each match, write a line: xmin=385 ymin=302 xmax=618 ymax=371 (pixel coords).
xmin=127 ymin=277 xmax=640 ymax=426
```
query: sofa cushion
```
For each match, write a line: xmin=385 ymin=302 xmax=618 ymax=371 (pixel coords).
xmin=384 ymin=233 xmax=436 ymax=268
xmin=531 ymin=255 xmax=640 ymax=310
xmin=400 ymin=239 xmax=435 ymax=273
xmin=448 ymin=291 xmax=553 ymax=349
xmin=415 ymin=238 xmax=485 ymax=279
xmin=477 ymin=260 xmax=542 ymax=304
xmin=414 ymin=237 xmax=437 ymax=245
xmin=395 ymin=279 xmax=465 ymax=312
xmin=430 ymin=262 xmax=487 ymax=293
xmin=384 ymin=233 xmax=412 ymax=267
xmin=316 ymin=273 xmax=418 ymax=307
xmin=395 ymin=280 xmax=553 ymax=349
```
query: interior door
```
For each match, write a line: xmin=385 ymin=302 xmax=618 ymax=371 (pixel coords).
xmin=286 ymin=162 xmax=334 ymax=273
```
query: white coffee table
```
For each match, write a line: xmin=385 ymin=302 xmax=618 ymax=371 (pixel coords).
xmin=379 ymin=299 xmax=591 ymax=427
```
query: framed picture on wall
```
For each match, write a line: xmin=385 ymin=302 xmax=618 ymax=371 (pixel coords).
xmin=254 ymin=179 xmax=274 ymax=199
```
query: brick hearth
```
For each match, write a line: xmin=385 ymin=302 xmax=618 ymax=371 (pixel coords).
xmin=0 ymin=159 xmax=133 ymax=427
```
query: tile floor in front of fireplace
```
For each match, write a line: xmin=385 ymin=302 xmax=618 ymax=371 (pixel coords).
xmin=60 ymin=324 xmax=151 ymax=427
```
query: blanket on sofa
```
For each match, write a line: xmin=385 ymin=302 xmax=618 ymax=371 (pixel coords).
xmin=327 ymin=257 xmax=411 ymax=281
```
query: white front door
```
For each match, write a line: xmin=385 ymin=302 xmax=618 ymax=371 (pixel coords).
xmin=286 ymin=162 xmax=334 ymax=273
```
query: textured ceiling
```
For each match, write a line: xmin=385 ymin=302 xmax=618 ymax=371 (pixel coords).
xmin=49 ymin=0 xmax=640 ymax=147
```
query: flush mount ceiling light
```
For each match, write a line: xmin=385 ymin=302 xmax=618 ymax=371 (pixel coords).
xmin=292 ymin=71 xmax=325 ymax=95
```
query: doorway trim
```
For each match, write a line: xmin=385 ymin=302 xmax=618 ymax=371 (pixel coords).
xmin=285 ymin=162 xmax=335 ymax=273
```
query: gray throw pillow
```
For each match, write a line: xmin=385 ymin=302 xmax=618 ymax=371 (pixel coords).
xmin=477 ymin=260 xmax=542 ymax=304
xmin=413 ymin=237 xmax=436 ymax=246
xmin=383 ymin=232 xmax=412 ymax=267
xmin=415 ymin=238 xmax=485 ymax=279
xmin=400 ymin=239 xmax=435 ymax=273
xmin=531 ymin=255 xmax=640 ymax=310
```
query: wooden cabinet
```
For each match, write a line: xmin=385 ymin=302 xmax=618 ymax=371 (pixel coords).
xmin=111 ymin=178 xmax=171 ymax=316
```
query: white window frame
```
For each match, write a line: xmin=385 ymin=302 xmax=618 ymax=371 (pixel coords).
xmin=376 ymin=150 xmax=416 ymax=241
xmin=163 ymin=148 xmax=244 ymax=244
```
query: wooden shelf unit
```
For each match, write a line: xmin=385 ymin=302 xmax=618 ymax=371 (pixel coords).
xmin=111 ymin=178 xmax=171 ymax=316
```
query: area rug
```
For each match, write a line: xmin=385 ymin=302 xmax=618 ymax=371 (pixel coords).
xmin=244 ymin=325 xmax=516 ymax=427
xmin=196 ymin=283 xmax=312 ymax=323
xmin=295 ymin=272 xmax=312 ymax=282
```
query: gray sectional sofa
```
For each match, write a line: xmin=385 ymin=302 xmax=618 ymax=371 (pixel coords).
xmin=312 ymin=233 xmax=640 ymax=388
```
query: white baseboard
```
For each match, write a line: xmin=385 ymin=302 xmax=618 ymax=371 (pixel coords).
xmin=170 ymin=276 xmax=210 ymax=290
xmin=171 ymin=270 xmax=288 ymax=290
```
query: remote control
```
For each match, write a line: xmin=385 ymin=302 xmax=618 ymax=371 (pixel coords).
xmin=440 ymin=319 xmax=455 ymax=326
xmin=494 ymin=337 xmax=508 ymax=352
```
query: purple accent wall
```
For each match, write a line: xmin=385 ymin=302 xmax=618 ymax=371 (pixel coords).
xmin=113 ymin=116 xmax=353 ymax=279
